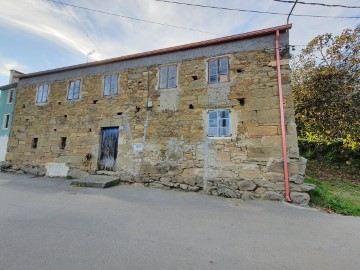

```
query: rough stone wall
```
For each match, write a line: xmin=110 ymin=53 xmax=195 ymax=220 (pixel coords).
xmin=7 ymin=48 xmax=310 ymax=203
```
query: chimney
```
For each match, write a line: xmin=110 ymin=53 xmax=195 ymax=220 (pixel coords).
xmin=9 ymin=70 xmax=23 ymax=84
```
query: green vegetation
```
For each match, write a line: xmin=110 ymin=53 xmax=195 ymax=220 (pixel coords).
xmin=65 ymin=175 xmax=74 ymax=180
xmin=292 ymin=26 xmax=360 ymax=151
xmin=305 ymin=177 xmax=360 ymax=216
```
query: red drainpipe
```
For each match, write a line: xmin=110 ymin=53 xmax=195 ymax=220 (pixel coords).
xmin=275 ymin=30 xmax=291 ymax=202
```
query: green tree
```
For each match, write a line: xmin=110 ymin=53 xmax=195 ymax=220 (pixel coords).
xmin=291 ymin=27 xmax=360 ymax=150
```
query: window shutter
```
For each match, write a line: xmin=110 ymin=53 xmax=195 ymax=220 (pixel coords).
xmin=110 ymin=74 xmax=118 ymax=95
xmin=159 ymin=67 xmax=168 ymax=89
xmin=167 ymin=65 xmax=176 ymax=88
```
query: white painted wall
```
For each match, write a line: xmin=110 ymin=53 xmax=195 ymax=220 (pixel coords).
xmin=45 ymin=163 xmax=69 ymax=177
xmin=0 ymin=136 xmax=8 ymax=161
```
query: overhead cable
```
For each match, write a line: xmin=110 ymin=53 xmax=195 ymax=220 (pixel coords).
xmin=47 ymin=0 xmax=219 ymax=36
xmin=154 ymin=0 xmax=360 ymax=19
xmin=57 ymin=1 xmax=102 ymax=55
xmin=274 ymin=0 xmax=360 ymax=9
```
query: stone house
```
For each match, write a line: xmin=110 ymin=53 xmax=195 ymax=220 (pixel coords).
xmin=3 ymin=24 xmax=312 ymax=204
xmin=0 ymin=70 xmax=22 ymax=161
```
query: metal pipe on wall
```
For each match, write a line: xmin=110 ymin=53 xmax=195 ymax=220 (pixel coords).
xmin=275 ymin=30 xmax=291 ymax=202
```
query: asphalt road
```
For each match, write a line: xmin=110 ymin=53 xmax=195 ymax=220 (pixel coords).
xmin=0 ymin=172 xmax=359 ymax=270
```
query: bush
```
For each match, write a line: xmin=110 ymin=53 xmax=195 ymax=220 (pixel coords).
xmin=298 ymin=138 xmax=360 ymax=165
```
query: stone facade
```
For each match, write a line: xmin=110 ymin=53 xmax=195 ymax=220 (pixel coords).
xmin=5 ymin=29 xmax=311 ymax=203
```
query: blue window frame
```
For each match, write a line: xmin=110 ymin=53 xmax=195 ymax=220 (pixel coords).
xmin=208 ymin=57 xmax=229 ymax=84
xmin=208 ymin=110 xmax=231 ymax=137
xmin=104 ymin=74 xmax=119 ymax=96
xmin=159 ymin=65 xmax=177 ymax=89
xmin=36 ymin=84 xmax=49 ymax=103
xmin=67 ymin=79 xmax=81 ymax=100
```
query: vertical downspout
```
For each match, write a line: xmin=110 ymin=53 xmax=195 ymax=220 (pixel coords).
xmin=275 ymin=30 xmax=291 ymax=202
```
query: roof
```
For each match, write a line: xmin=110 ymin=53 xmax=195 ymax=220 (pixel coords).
xmin=0 ymin=83 xmax=18 ymax=91
xmin=19 ymin=24 xmax=291 ymax=79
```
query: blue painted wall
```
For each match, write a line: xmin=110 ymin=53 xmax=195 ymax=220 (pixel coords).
xmin=0 ymin=88 xmax=16 ymax=136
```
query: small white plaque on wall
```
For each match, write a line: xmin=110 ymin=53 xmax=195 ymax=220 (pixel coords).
xmin=133 ymin=143 xmax=144 ymax=152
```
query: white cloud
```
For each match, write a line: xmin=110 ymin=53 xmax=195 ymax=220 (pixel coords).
xmin=0 ymin=56 xmax=26 ymax=78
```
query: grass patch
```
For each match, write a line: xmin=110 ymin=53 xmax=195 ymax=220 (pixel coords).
xmin=64 ymin=176 xmax=75 ymax=180
xmin=305 ymin=177 xmax=360 ymax=216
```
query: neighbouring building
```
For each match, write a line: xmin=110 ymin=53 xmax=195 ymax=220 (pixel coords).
xmin=0 ymin=70 xmax=22 ymax=161
xmin=3 ymin=24 xmax=312 ymax=204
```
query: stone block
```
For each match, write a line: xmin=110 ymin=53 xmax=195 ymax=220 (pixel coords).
xmin=254 ymin=179 xmax=274 ymax=188
xmin=247 ymin=146 xmax=282 ymax=161
xmin=290 ymin=192 xmax=310 ymax=206
xmin=264 ymin=191 xmax=284 ymax=201
xmin=72 ymin=175 xmax=120 ymax=188
xmin=238 ymin=169 xmax=262 ymax=180
xmin=237 ymin=180 xmax=256 ymax=191
xmin=289 ymin=175 xmax=304 ymax=184
xmin=246 ymin=97 xmax=279 ymax=110
xmin=290 ymin=183 xmax=315 ymax=192
xmin=247 ymin=126 xmax=278 ymax=137
xmin=216 ymin=152 xmax=231 ymax=162
xmin=257 ymin=109 xmax=280 ymax=124
xmin=238 ymin=110 xmax=257 ymax=122
xmin=261 ymin=136 xmax=281 ymax=146
xmin=299 ymin=157 xmax=307 ymax=176
xmin=0 ymin=161 xmax=11 ymax=170
xmin=197 ymin=95 xmax=208 ymax=106
xmin=68 ymin=168 xmax=89 ymax=179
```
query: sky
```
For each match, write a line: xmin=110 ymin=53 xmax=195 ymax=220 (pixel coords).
xmin=0 ymin=0 xmax=359 ymax=85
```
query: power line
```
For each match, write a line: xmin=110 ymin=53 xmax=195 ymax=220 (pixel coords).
xmin=274 ymin=0 xmax=360 ymax=9
xmin=154 ymin=0 xmax=360 ymax=19
xmin=56 ymin=1 xmax=102 ymax=55
xmin=287 ymin=0 xmax=298 ymax=24
xmin=46 ymin=0 xmax=219 ymax=36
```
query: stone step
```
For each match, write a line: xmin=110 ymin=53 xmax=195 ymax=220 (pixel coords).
xmin=72 ymin=175 xmax=120 ymax=188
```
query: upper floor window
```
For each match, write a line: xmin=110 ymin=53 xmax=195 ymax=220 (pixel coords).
xmin=67 ymin=79 xmax=81 ymax=100
xmin=208 ymin=110 xmax=231 ymax=137
xmin=2 ymin=114 xmax=10 ymax=129
xmin=159 ymin=65 xmax=177 ymax=89
xmin=208 ymin=57 xmax=229 ymax=84
xmin=104 ymin=74 xmax=119 ymax=96
xmin=36 ymin=84 xmax=49 ymax=103
xmin=7 ymin=90 xmax=15 ymax=104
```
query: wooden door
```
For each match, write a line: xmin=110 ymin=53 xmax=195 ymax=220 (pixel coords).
xmin=99 ymin=127 xmax=119 ymax=171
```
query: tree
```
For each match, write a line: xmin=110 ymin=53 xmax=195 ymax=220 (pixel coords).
xmin=291 ymin=26 xmax=360 ymax=150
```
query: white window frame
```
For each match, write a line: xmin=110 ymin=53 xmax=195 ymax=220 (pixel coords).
xmin=207 ymin=109 xmax=231 ymax=137
xmin=2 ymin=114 xmax=11 ymax=130
xmin=159 ymin=65 xmax=177 ymax=89
xmin=67 ymin=79 xmax=81 ymax=100
xmin=36 ymin=84 xmax=49 ymax=104
xmin=103 ymin=74 xmax=119 ymax=96
xmin=208 ymin=57 xmax=229 ymax=84
xmin=7 ymin=89 xmax=15 ymax=104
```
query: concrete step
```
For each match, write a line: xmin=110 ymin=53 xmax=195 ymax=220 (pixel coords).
xmin=72 ymin=175 xmax=120 ymax=188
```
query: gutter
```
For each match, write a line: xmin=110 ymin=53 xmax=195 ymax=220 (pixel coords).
xmin=0 ymin=83 xmax=18 ymax=91
xmin=275 ymin=30 xmax=291 ymax=202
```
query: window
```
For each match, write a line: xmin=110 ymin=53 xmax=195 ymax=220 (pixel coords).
xmin=2 ymin=114 xmax=10 ymax=129
xmin=159 ymin=65 xmax=177 ymax=89
xmin=7 ymin=90 xmax=15 ymax=104
xmin=208 ymin=57 xmax=229 ymax=84
xmin=67 ymin=79 xmax=81 ymax=100
xmin=104 ymin=74 xmax=119 ymax=96
xmin=208 ymin=110 xmax=231 ymax=137
xmin=36 ymin=84 xmax=49 ymax=103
